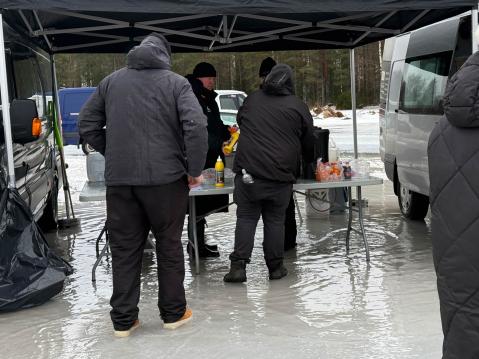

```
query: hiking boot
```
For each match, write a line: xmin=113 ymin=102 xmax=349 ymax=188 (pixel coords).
xmin=114 ymin=319 xmax=140 ymax=338
xmin=223 ymin=260 xmax=247 ymax=283
xmin=269 ymin=265 xmax=288 ymax=280
xmin=267 ymin=259 xmax=288 ymax=280
xmin=163 ymin=308 xmax=193 ymax=330
xmin=187 ymin=242 xmax=220 ymax=258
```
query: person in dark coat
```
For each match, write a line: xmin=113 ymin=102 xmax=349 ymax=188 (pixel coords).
xmin=80 ymin=33 xmax=208 ymax=336
xmin=259 ymin=56 xmax=298 ymax=251
xmin=185 ymin=62 xmax=231 ymax=258
xmin=224 ymin=64 xmax=315 ymax=283
xmin=428 ymin=50 xmax=479 ymax=359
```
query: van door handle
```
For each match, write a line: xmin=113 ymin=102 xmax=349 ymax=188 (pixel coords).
xmin=394 ymin=109 xmax=399 ymax=113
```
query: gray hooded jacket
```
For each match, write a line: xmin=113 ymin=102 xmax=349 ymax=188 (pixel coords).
xmin=79 ymin=34 xmax=208 ymax=186
xmin=428 ymin=51 xmax=479 ymax=359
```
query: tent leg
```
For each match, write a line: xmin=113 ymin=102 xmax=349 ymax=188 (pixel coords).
xmin=0 ymin=14 xmax=16 ymax=188
xmin=50 ymin=54 xmax=80 ymax=229
xmin=349 ymin=48 xmax=358 ymax=159
xmin=472 ymin=3 xmax=478 ymax=54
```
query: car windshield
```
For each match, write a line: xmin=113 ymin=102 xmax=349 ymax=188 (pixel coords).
xmin=219 ymin=94 xmax=245 ymax=111
xmin=220 ymin=112 xmax=237 ymax=126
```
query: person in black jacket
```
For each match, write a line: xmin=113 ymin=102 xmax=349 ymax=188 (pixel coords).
xmin=428 ymin=50 xmax=479 ymax=359
xmin=80 ymin=33 xmax=207 ymax=336
xmin=224 ymin=64 xmax=315 ymax=283
xmin=185 ymin=62 xmax=231 ymax=258
xmin=259 ymin=57 xmax=298 ymax=251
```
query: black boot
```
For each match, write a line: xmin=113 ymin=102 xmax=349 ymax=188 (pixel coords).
xmin=223 ymin=260 xmax=247 ymax=283
xmin=187 ymin=218 xmax=220 ymax=258
xmin=267 ymin=260 xmax=288 ymax=280
xmin=187 ymin=242 xmax=220 ymax=258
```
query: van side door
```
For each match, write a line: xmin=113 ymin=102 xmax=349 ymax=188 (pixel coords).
xmin=396 ymin=52 xmax=451 ymax=195
xmin=384 ymin=59 xmax=404 ymax=167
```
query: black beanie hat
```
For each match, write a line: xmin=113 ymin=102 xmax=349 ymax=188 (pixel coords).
xmin=259 ymin=57 xmax=277 ymax=77
xmin=193 ymin=62 xmax=217 ymax=77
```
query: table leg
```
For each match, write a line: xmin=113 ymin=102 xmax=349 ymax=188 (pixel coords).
xmin=92 ymin=234 xmax=109 ymax=282
xmin=346 ymin=187 xmax=353 ymax=253
xmin=293 ymin=192 xmax=303 ymax=226
xmin=357 ymin=186 xmax=370 ymax=261
xmin=189 ymin=196 xmax=200 ymax=274
xmin=95 ymin=225 xmax=107 ymax=258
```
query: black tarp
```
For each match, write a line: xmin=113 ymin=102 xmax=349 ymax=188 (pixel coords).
xmin=0 ymin=176 xmax=72 ymax=311
xmin=0 ymin=1 xmax=475 ymax=53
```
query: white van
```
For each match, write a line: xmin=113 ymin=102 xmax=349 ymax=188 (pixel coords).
xmin=380 ymin=15 xmax=472 ymax=220
xmin=215 ymin=90 xmax=247 ymax=126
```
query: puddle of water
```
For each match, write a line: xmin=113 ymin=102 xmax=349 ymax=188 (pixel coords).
xmin=0 ymin=149 xmax=443 ymax=359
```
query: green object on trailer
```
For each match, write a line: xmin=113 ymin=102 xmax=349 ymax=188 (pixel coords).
xmin=48 ymin=100 xmax=64 ymax=150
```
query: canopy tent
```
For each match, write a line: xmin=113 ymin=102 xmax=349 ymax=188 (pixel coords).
xmin=0 ymin=1 xmax=475 ymax=54
xmin=0 ymin=0 xmax=478 ymax=187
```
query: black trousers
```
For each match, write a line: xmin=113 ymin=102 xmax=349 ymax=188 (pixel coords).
xmin=230 ymin=176 xmax=292 ymax=266
xmin=106 ymin=179 xmax=188 ymax=330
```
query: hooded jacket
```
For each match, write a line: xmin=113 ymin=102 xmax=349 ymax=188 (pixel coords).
xmin=428 ymin=51 xmax=479 ymax=359
xmin=233 ymin=64 xmax=315 ymax=183
xmin=185 ymin=74 xmax=230 ymax=168
xmin=79 ymin=34 xmax=208 ymax=186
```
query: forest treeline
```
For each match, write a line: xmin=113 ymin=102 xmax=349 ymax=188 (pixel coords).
xmin=55 ymin=41 xmax=383 ymax=109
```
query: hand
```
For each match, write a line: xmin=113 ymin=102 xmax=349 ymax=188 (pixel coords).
xmin=188 ymin=175 xmax=203 ymax=189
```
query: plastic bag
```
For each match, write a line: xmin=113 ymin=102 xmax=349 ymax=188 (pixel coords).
xmin=0 ymin=179 xmax=72 ymax=311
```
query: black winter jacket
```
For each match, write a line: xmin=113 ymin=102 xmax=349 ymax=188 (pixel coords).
xmin=185 ymin=75 xmax=230 ymax=168
xmin=79 ymin=34 xmax=208 ymax=186
xmin=428 ymin=51 xmax=479 ymax=359
xmin=233 ymin=64 xmax=315 ymax=183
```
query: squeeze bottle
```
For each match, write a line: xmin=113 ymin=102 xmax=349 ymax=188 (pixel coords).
xmin=215 ymin=156 xmax=225 ymax=187
xmin=223 ymin=126 xmax=240 ymax=155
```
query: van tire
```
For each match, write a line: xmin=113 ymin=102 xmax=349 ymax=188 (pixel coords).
xmin=398 ymin=182 xmax=429 ymax=220
xmin=81 ymin=142 xmax=95 ymax=155
xmin=38 ymin=178 xmax=58 ymax=230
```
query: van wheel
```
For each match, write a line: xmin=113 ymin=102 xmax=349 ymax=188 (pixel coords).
xmin=81 ymin=142 xmax=95 ymax=155
xmin=398 ymin=182 xmax=429 ymax=220
xmin=38 ymin=179 xmax=58 ymax=230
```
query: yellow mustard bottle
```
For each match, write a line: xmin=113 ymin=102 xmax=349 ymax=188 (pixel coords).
xmin=223 ymin=127 xmax=239 ymax=155
xmin=215 ymin=156 xmax=225 ymax=187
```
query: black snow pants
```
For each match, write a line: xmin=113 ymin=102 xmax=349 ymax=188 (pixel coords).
xmin=106 ymin=178 xmax=188 ymax=330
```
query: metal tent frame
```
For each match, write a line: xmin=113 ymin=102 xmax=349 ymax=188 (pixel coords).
xmin=1 ymin=2 xmax=478 ymax=188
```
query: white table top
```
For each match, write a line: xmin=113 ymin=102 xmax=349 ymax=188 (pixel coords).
xmin=79 ymin=177 xmax=383 ymax=202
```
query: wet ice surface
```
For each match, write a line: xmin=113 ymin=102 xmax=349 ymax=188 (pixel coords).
xmin=0 ymin=144 xmax=443 ymax=359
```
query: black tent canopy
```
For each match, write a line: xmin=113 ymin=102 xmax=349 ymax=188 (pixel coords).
xmin=0 ymin=0 xmax=475 ymax=54
xmin=0 ymin=0 xmax=477 ymax=182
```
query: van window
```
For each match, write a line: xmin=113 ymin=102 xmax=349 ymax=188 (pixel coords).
xmin=387 ymin=60 xmax=404 ymax=112
xmin=36 ymin=53 xmax=52 ymax=113
xmin=450 ymin=17 xmax=472 ymax=76
xmin=399 ymin=51 xmax=451 ymax=115
xmin=12 ymin=46 xmax=44 ymax=118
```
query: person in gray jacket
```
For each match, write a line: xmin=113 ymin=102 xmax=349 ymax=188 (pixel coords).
xmin=79 ymin=33 xmax=208 ymax=337
xmin=428 ymin=50 xmax=479 ymax=358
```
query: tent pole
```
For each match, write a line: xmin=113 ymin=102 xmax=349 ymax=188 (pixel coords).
xmin=50 ymin=53 xmax=79 ymax=228
xmin=0 ymin=13 xmax=16 ymax=188
xmin=350 ymin=48 xmax=358 ymax=159
xmin=472 ymin=3 xmax=478 ymax=53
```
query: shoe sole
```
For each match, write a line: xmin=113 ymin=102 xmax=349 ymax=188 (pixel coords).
xmin=269 ymin=270 xmax=288 ymax=280
xmin=269 ymin=274 xmax=287 ymax=280
xmin=223 ymin=276 xmax=247 ymax=283
xmin=114 ymin=320 xmax=140 ymax=338
xmin=163 ymin=311 xmax=193 ymax=330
